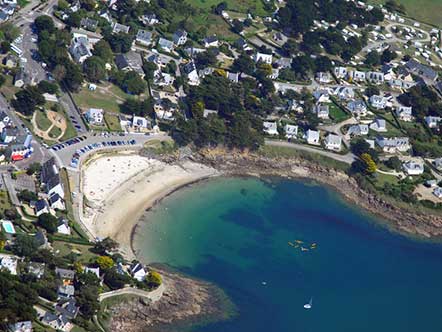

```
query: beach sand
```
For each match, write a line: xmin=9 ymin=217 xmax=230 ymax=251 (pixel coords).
xmin=81 ymin=153 xmax=218 ymax=258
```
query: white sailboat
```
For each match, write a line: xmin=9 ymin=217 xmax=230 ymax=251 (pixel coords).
xmin=303 ymin=297 xmax=313 ymax=309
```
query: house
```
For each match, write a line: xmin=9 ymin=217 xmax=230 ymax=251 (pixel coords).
xmin=181 ymin=61 xmax=200 ymax=86
xmin=284 ymin=124 xmax=298 ymax=139
xmin=253 ymin=52 xmax=272 ymax=64
xmin=35 ymin=230 xmax=49 ymax=249
xmin=369 ymin=95 xmax=387 ymax=109
xmin=314 ymin=104 xmax=329 ymax=119
xmin=132 ymin=116 xmax=150 ymax=130
xmin=140 ymin=13 xmax=159 ymax=26
xmin=312 ymin=89 xmax=330 ymax=103
xmin=275 ymin=57 xmax=291 ymax=69
xmin=334 ymin=86 xmax=354 ymax=100
xmin=147 ymin=53 xmax=171 ymax=68
xmin=433 ymin=158 xmax=442 ymax=170
xmin=425 ymin=116 xmax=442 ymax=128
xmin=348 ymin=124 xmax=369 ymax=136
xmin=135 ymin=29 xmax=153 ymax=46
xmin=80 ymin=18 xmax=98 ymax=31
xmin=112 ymin=22 xmax=130 ymax=34
xmin=49 ymin=193 xmax=65 ymax=210
xmin=8 ymin=321 xmax=32 ymax=332
xmin=402 ymin=160 xmax=424 ymax=175
xmin=41 ymin=158 xmax=64 ymax=198
xmin=0 ymin=255 xmax=17 ymax=275
xmin=2 ymin=127 xmax=18 ymax=143
xmin=396 ymin=106 xmax=413 ymax=122
xmin=366 ymin=71 xmax=385 ymax=84
xmin=369 ymin=118 xmax=387 ymax=132
xmin=26 ymin=262 xmax=45 ymax=279
xmin=173 ymin=29 xmax=187 ymax=46
xmin=158 ymin=38 xmax=174 ymax=52
xmin=287 ymin=100 xmax=303 ymax=113
xmin=234 ymin=38 xmax=249 ymax=51
xmin=315 ymin=72 xmax=332 ymax=83
xmin=153 ymin=70 xmax=174 ymax=86
xmin=115 ymin=51 xmax=144 ymax=77
xmin=203 ymin=35 xmax=219 ymax=48
xmin=42 ymin=312 xmax=73 ymax=332
xmin=3 ymin=54 xmax=17 ymax=68
xmin=57 ymin=218 xmax=71 ymax=235
xmin=13 ymin=69 xmax=26 ymax=87
xmin=305 ymin=129 xmax=320 ymax=145
xmin=58 ymin=284 xmax=75 ymax=298
xmin=324 ymin=134 xmax=342 ymax=151
xmin=55 ymin=267 xmax=75 ymax=282
xmin=34 ymin=199 xmax=50 ymax=217
xmin=85 ymin=108 xmax=104 ymax=125
xmin=334 ymin=66 xmax=347 ymax=78
xmin=348 ymin=100 xmax=367 ymax=116
xmin=184 ymin=46 xmax=205 ymax=57
xmin=349 ymin=70 xmax=366 ymax=82
xmin=84 ymin=266 xmax=100 ymax=279
xmin=130 ymin=262 xmax=147 ymax=281
xmin=269 ymin=68 xmax=279 ymax=80
xmin=56 ymin=298 xmax=79 ymax=320
xmin=405 ymin=59 xmax=438 ymax=82
xmin=263 ymin=121 xmax=278 ymax=135
xmin=375 ymin=136 xmax=410 ymax=153
xmin=227 ymin=72 xmax=239 ymax=83
xmin=69 ymin=34 xmax=92 ymax=64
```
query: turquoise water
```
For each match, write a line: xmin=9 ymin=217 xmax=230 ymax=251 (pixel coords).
xmin=134 ymin=177 xmax=442 ymax=332
xmin=2 ymin=221 xmax=15 ymax=234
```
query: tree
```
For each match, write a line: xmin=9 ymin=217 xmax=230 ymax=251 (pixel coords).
xmin=96 ymin=255 xmax=115 ymax=270
xmin=104 ymin=267 xmax=130 ymax=290
xmin=17 ymin=190 xmax=38 ymax=203
xmin=38 ymin=213 xmax=58 ymax=233
xmin=381 ymin=49 xmax=397 ymax=64
xmin=364 ymin=50 xmax=381 ymax=67
xmin=83 ymin=56 xmax=106 ymax=82
xmin=122 ymin=71 xmax=147 ymax=95
xmin=37 ymin=81 xmax=58 ymax=94
xmin=142 ymin=61 xmax=157 ymax=81
xmin=350 ymin=138 xmax=370 ymax=156
xmin=63 ymin=61 xmax=84 ymax=91
xmin=106 ymin=33 xmax=134 ymax=53
xmin=385 ymin=156 xmax=402 ymax=171
xmin=232 ymin=19 xmax=244 ymax=33
xmin=76 ymin=284 xmax=99 ymax=319
xmin=93 ymin=237 xmax=118 ymax=255
xmin=232 ymin=53 xmax=255 ymax=75
xmin=361 ymin=153 xmax=377 ymax=174
xmin=12 ymin=234 xmax=39 ymax=257
xmin=34 ymin=15 xmax=55 ymax=34
xmin=145 ymin=270 xmax=162 ymax=289
xmin=0 ymin=75 xmax=5 ymax=88
xmin=12 ymin=86 xmax=45 ymax=116
xmin=92 ymin=40 xmax=113 ymax=62
xmin=213 ymin=1 xmax=227 ymax=15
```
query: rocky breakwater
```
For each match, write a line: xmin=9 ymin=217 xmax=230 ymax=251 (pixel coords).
xmin=107 ymin=267 xmax=233 ymax=332
xmin=194 ymin=149 xmax=442 ymax=239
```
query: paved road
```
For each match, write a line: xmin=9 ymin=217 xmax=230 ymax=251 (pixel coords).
xmin=265 ymin=139 xmax=356 ymax=164
xmin=3 ymin=173 xmax=20 ymax=206
xmin=60 ymin=91 xmax=87 ymax=133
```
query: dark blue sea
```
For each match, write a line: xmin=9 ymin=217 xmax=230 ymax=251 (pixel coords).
xmin=134 ymin=177 xmax=442 ymax=332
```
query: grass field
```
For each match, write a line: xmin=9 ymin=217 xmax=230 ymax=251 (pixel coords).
xmin=73 ymin=84 xmax=131 ymax=113
xmin=0 ymin=190 xmax=12 ymax=212
xmin=104 ymin=113 xmax=122 ymax=131
xmin=52 ymin=241 xmax=97 ymax=264
xmin=368 ymin=0 xmax=442 ymax=27
xmin=329 ymin=104 xmax=350 ymax=123
xmin=48 ymin=125 xmax=62 ymax=138
xmin=187 ymin=0 xmax=268 ymax=16
xmin=374 ymin=172 xmax=399 ymax=188
xmin=35 ymin=110 xmax=52 ymax=131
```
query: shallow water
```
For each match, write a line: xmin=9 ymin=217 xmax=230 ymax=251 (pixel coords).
xmin=134 ymin=177 xmax=442 ymax=332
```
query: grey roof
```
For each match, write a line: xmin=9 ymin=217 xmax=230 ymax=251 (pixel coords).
xmin=158 ymin=38 xmax=174 ymax=50
xmin=203 ymin=35 xmax=218 ymax=44
xmin=80 ymin=18 xmax=98 ymax=31
xmin=405 ymin=59 xmax=438 ymax=81
xmin=55 ymin=267 xmax=75 ymax=280
xmin=115 ymin=51 xmax=144 ymax=75
xmin=181 ymin=61 xmax=197 ymax=75
xmin=56 ymin=297 xmax=79 ymax=319
xmin=136 ymin=29 xmax=152 ymax=43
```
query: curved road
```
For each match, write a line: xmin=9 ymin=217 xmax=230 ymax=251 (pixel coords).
xmin=265 ymin=139 xmax=356 ymax=164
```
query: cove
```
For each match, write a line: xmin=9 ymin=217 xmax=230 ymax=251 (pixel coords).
xmin=133 ymin=176 xmax=442 ymax=332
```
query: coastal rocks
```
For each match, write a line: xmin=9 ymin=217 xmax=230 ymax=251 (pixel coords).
xmin=107 ymin=268 xmax=233 ymax=332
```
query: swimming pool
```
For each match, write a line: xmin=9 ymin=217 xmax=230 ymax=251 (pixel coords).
xmin=2 ymin=221 xmax=16 ymax=234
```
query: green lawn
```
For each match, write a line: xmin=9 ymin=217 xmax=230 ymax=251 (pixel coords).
xmin=35 ymin=110 xmax=52 ymax=131
xmin=0 ymin=190 xmax=12 ymax=212
xmin=48 ymin=126 xmax=62 ymax=139
xmin=104 ymin=113 xmax=122 ymax=132
xmin=186 ymin=0 xmax=269 ymax=16
xmin=329 ymin=104 xmax=350 ymax=123
xmin=60 ymin=109 xmax=77 ymax=141
xmin=374 ymin=172 xmax=399 ymax=188
xmin=52 ymin=241 xmax=97 ymax=264
xmin=368 ymin=0 xmax=442 ymax=27
xmin=73 ymin=84 xmax=131 ymax=114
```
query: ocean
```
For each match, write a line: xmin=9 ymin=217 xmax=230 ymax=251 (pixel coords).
xmin=133 ymin=177 xmax=442 ymax=332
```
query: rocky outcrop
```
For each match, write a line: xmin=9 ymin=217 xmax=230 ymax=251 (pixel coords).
xmin=106 ymin=267 xmax=233 ymax=332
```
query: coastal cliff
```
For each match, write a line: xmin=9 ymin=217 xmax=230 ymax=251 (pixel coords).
xmin=105 ymin=267 xmax=233 ymax=332
xmin=192 ymin=149 xmax=442 ymax=238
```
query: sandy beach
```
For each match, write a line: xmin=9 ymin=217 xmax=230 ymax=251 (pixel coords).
xmin=81 ymin=153 xmax=219 ymax=258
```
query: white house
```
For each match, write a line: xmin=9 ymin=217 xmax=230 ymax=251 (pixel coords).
xmin=0 ymin=254 xmax=17 ymax=275
xmin=69 ymin=34 xmax=92 ymax=64
xmin=314 ymin=104 xmax=329 ymax=119
xmin=396 ymin=106 xmax=413 ymax=122
xmin=375 ymin=136 xmax=410 ymax=153
xmin=313 ymin=90 xmax=330 ymax=103
xmin=369 ymin=95 xmax=387 ymax=109
xmin=316 ymin=72 xmax=332 ymax=83
xmin=284 ymin=124 xmax=298 ymax=139
xmin=263 ymin=121 xmax=278 ymax=135
xmin=433 ymin=187 xmax=442 ymax=198
xmin=425 ymin=116 xmax=442 ymax=128
xmin=130 ymin=262 xmax=147 ymax=281
xmin=85 ymin=108 xmax=104 ymax=125
xmin=349 ymin=70 xmax=366 ymax=82
xmin=57 ymin=218 xmax=71 ymax=235
xmin=334 ymin=66 xmax=347 ymax=78
xmin=112 ymin=22 xmax=130 ymax=34
xmin=158 ymin=38 xmax=174 ymax=53
xmin=324 ymin=134 xmax=342 ymax=151
xmin=348 ymin=100 xmax=367 ymax=117
xmin=49 ymin=193 xmax=65 ymax=211
xmin=402 ymin=160 xmax=424 ymax=175
xmin=173 ymin=29 xmax=188 ymax=46
xmin=132 ymin=116 xmax=150 ymax=129
xmin=366 ymin=71 xmax=385 ymax=84
xmin=135 ymin=29 xmax=153 ymax=46
xmin=305 ymin=129 xmax=320 ymax=145
xmin=254 ymin=52 xmax=272 ymax=64
xmin=203 ymin=35 xmax=219 ymax=48
xmin=369 ymin=118 xmax=387 ymax=132
xmin=348 ymin=124 xmax=369 ymax=136
xmin=334 ymin=86 xmax=354 ymax=100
